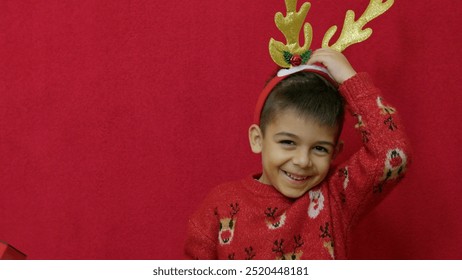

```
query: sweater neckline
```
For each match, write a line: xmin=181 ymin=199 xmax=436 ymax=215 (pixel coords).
xmin=242 ymin=174 xmax=297 ymax=201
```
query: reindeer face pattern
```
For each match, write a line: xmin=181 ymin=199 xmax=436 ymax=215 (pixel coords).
xmin=264 ymin=207 xmax=287 ymax=230
xmin=218 ymin=217 xmax=236 ymax=245
xmin=308 ymin=189 xmax=324 ymax=219
xmin=215 ymin=203 xmax=240 ymax=245
xmin=266 ymin=213 xmax=286 ymax=230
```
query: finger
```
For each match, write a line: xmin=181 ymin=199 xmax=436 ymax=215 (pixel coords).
xmin=307 ymin=52 xmax=331 ymax=65
xmin=312 ymin=48 xmax=336 ymax=56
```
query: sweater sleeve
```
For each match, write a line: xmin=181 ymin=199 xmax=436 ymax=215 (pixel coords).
xmin=184 ymin=190 xmax=219 ymax=260
xmin=328 ymin=72 xmax=412 ymax=227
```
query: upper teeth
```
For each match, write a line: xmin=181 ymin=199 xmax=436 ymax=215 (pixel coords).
xmin=284 ymin=171 xmax=308 ymax=181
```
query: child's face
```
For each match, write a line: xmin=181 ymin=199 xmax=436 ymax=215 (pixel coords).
xmin=250 ymin=109 xmax=339 ymax=198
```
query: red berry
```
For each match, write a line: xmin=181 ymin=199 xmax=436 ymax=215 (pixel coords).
xmin=290 ymin=54 xmax=302 ymax=66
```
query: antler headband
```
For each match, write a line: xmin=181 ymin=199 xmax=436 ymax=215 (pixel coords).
xmin=254 ymin=0 xmax=394 ymax=124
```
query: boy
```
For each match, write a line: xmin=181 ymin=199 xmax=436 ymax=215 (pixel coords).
xmin=185 ymin=48 xmax=410 ymax=259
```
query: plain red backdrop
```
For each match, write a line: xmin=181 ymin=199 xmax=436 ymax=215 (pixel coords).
xmin=1 ymin=0 xmax=461 ymax=259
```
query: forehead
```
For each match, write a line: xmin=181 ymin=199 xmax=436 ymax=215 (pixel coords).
xmin=266 ymin=109 xmax=339 ymax=140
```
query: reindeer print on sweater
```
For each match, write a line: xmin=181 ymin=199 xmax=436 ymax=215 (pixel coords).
xmin=214 ymin=203 xmax=240 ymax=245
xmin=264 ymin=207 xmax=287 ymax=230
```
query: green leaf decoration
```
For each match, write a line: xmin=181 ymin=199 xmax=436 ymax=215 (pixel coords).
xmin=283 ymin=51 xmax=293 ymax=65
xmin=301 ymin=50 xmax=312 ymax=64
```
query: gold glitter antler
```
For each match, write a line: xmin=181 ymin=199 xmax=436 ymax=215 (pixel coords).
xmin=322 ymin=0 xmax=394 ymax=52
xmin=269 ymin=0 xmax=313 ymax=68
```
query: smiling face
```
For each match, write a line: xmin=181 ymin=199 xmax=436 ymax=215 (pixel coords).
xmin=249 ymin=109 xmax=340 ymax=198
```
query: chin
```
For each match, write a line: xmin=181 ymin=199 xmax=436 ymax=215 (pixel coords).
xmin=285 ymin=193 xmax=304 ymax=199
xmin=279 ymin=188 xmax=310 ymax=199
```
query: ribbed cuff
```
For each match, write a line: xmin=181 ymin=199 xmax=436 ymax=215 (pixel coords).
xmin=339 ymin=72 xmax=378 ymax=102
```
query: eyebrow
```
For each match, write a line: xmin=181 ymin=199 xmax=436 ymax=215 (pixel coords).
xmin=274 ymin=132 xmax=299 ymax=139
xmin=274 ymin=132 xmax=336 ymax=147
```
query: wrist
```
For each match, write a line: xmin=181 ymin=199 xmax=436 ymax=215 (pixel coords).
xmin=337 ymin=65 xmax=357 ymax=83
xmin=339 ymin=72 xmax=377 ymax=101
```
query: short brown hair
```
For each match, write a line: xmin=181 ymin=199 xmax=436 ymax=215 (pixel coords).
xmin=260 ymin=71 xmax=345 ymax=135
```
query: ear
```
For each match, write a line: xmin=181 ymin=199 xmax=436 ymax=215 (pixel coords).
xmin=248 ymin=124 xmax=263 ymax=154
xmin=332 ymin=140 xmax=344 ymax=160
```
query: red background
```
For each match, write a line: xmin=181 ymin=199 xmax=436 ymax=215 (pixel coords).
xmin=1 ymin=0 xmax=461 ymax=259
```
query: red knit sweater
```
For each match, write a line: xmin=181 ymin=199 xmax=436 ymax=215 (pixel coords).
xmin=185 ymin=73 xmax=411 ymax=260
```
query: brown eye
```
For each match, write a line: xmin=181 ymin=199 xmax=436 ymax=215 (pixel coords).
xmin=313 ymin=146 xmax=329 ymax=154
xmin=279 ymin=140 xmax=295 ymax=146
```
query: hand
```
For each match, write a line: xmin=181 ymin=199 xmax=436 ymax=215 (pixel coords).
xmin=307 ymin=48 xmax=357 ymax=84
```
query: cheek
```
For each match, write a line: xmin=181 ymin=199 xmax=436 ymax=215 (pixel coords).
xmin=262 ymin=146 xmax=287 ymax=165
xmin=314 ymin=157 xmax=333 ymax=174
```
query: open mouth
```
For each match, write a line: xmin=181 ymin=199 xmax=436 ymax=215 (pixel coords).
xmin=283 ymin=170 xmax=309 ymax=181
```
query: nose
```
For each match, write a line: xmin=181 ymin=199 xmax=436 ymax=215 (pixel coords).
xmin=292 ymin=149 xmax=312 ymax=168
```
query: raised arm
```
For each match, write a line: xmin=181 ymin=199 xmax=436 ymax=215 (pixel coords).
xmin=309 ymin=48 xmax=411 ymax=225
